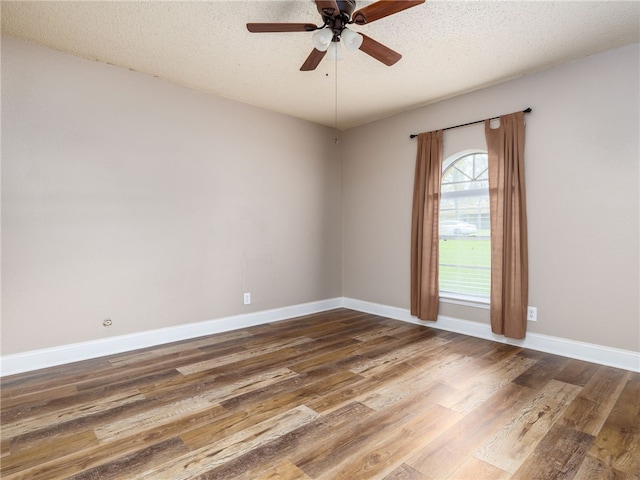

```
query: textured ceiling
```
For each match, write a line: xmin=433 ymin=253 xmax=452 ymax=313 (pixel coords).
xmin=2 ymin=1 xmax=639 ymax=129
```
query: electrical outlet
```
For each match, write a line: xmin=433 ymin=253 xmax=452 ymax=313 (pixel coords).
xmin=243 ymin=292 xmax=251 ymax=305
xmin=527 ymin=306 xmax=537 ymax=321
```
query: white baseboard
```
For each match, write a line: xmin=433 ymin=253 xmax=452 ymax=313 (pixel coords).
xmin=0 ymin=298 xmax=343 ymax=377
xmin=3 ymin=296 xmax=638 ymax=376
xmin=343 ymin=297 xmax=640 ymax=373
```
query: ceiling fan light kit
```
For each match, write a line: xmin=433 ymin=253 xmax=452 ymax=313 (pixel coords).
xmin=247 ymin=0 xmax=426 ymax=71
xmin=341 ymin=28 xmax=363 ymax=52
xmin=327 ymin=42 xmax=344 ymax=61
xmin=312 ymin=28 xmax=333 ymax=52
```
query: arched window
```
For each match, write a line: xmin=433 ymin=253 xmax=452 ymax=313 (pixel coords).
xmin=439 ymin=151 xmax=491 ymax=298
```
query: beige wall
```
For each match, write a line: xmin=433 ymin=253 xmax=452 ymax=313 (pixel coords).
xmin=3 ymin=36 xmax=638 ymax=358
xmin=1 ymin=37 xmax=342 ymax=354
xmin=342 ymin=43 xmax=639 ymax=352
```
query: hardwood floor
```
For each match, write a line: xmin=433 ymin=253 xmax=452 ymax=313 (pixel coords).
xmin=1 ymin=309 xmax=638 ymax=479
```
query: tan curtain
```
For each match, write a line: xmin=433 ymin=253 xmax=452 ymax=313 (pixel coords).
xmin=411 ymin=130 xmax=443 ymax=321
xmin=485 ymin=112 xmax=528 ymax=339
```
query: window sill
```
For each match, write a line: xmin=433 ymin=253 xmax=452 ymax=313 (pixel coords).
xmin=439 ymin=293 xmax=490 ymax=310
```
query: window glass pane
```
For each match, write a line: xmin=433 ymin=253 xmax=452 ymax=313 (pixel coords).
xmin=439 ymin=152 xmax=491 ymax=297
xmin=441 ymin=153 xmax=488 ymax=193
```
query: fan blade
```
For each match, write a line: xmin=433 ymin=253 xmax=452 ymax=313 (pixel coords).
xmin=300 ymin=48 xmax=327 ymax=71
xmin=358 ymin=34 xmax=402 ymax=66
xmin=247 ymin=23 xmax=317 ymax=33
xmin=315 ymin=0 xmax=340 ymax=17
xmin=352 ymin=0 xmax=425 ymax=25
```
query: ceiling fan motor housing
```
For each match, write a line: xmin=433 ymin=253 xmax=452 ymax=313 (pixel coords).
xmin=317 ymin=0 xmax=356 ymax=21
xmin=337 ymin=0 xmax=357 ymax=18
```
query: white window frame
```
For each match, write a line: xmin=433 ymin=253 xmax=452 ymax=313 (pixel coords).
xmin=439 ymin=149 xmax=490 ymax=308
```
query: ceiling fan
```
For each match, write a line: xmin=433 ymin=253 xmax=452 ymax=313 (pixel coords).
xmin=247 ymin=0 xmax=425 ymax=71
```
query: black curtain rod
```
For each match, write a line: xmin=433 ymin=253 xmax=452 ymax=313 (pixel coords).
xmin=409 ymin=107 xmax=532 ymax=139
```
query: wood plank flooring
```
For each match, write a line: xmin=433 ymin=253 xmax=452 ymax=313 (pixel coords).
xmin=1 ymin=308 xmax=638 ymax=479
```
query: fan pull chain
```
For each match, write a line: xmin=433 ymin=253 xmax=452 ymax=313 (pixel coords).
xmin=334 ymin=53 xmax=339 ymax=144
